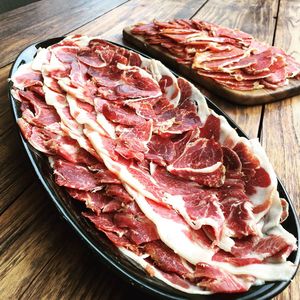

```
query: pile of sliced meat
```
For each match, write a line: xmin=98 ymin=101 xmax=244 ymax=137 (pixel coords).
xmin=11 ymin=35 xmax=297 ymax=294
xmin=131 ymin=19 xmax=300 ymax=90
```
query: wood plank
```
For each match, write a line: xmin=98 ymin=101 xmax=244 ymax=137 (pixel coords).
xmin=261 ymin=1 xmax=300 ymax=299
xmin=73 ymin=0 xmax=206 ymax=44
xmin=0 ymin=183 xmax=46 ymax=250
xmin=20 ymin=233 xmax=125 ymax=300
xmin=0 ymin=64 xmax=35 ymax=213
xmin=0 ymin=194 xmax=68 ymax=298
xmin=0 ymin=0 xmax=128 ymax=68
xmin=0 ymin=65 xmax=13 ymax=136
xmin=0 ymin=127 xmax=34 ymax=213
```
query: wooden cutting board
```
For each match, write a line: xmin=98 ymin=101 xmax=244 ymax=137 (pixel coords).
xmin=123 ymin=26 xmax=300 ymax=106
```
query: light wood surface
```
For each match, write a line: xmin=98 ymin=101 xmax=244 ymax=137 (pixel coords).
xmin=0 ymin=1 xmax=299 ymax=299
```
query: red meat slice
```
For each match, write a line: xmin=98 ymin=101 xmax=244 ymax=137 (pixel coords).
xmin=131 ymin=22 xmax=158 ymax=35
xmin=105 ymin=184 xmax=133 ymax=203
xmin=222 ymin=146 xmax=242 ymax=172
xmin=217 ymin=188 xmax=256 ymax=238
xmin=151 ymin=164 xmax=203 ymax=196
xmin=200 ymin=114 xmax=221 ymax=141
xmin=18 ymin=118 xmax=96 ymax=165
xmin=264 ymin=55 xmax=287 ymax=84
xmin=128 ymin=52 xmax=142 ymax=67
xmin=144 ymin=241 xmax=189 ymax=276
xmin=77 ymin=49 xmax=106 ymax=68
xmin=193 ymin=47 xmax=245 ymax=64
xmin=17 ymin=90 xmax=61 ymax=129
xmin=67 ymin=188 xmax=121 ymax=214
xmin=151 ymin=165 xmax=225 ymax=241
xmin=70 ymin=59 xmax=89 ymax=87
xmin=145 ymin=134 xmax=176 ymax=165
xmin=96 ymin=67 xmax=162 ymax=101
xmin=167 ymin=138 xmax=225 ymax=187
xmin=212 ymin=250 xmax=261 ymax=267
xmin=89 ymin=65 xmax=123 ymax=87
xmin=193 ymin=263 xmax=253 ymax=293
xmin=193 ymin=55 xmax=245 ymax=71
xmin=177 ymin=78 xmax=197 ymax=112
xmin=11 ymin=64 xmax=42 ymax=88
xmin=243 ymin=48 xmax=275 ymax=74
xmin=102 ymin=103 xmax=145 ymax=126
xmin=227 ymin=234 xmax=297 ymax=264
xmin=53 ymin=158 xmax=120 ymax=191
xmin=160 ymin=272 xmax=190 ymax=289
xmin=18 ymin=118 xmax=56 ymax=154
xmin=214 ymin=78 xmax=262 ymax=90
xmin=115 ymin=120 xmax=152 ymax=161
xmin=83 ymin=212 xmax=139 ymax=253
xmin=115 ymin=71 xmax=162 ymax=99
xmin=114 ymin=210 xmax=159 ymax=245
xmin=233 ymin=142 xmax=271 ymax=196
xmin=52 ymin=46 xmax=79 ymax=63
xmin=172 ymin=129 xmax=200 ymax=159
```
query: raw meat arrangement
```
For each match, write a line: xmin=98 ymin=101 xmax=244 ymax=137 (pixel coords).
xmin=11 ymin=35 xmax=297 ymax=294
xmin=131 ymin=19 xmax=300 ymax=90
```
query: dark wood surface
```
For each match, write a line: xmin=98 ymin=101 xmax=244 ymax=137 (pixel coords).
xmin=0 ymin=1 xmax=299 ymax=299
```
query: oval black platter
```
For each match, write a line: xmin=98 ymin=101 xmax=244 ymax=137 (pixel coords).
xmin=8 ymin=37 xmax=300 ymax=300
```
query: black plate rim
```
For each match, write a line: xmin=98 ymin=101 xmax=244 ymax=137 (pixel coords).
xmin=8 ymin=36 xmax=300 ymax=300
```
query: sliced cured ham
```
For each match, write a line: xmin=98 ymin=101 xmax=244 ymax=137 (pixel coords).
xmin=131 ymin=19 xmax=300 ymax=90
xmin=52 ymin=158 xmax=120 ymax=191
xmin=167 ymin=138 xmax=225 ymax=187
xmin=12 ymin=35 xmax=297 ymax=295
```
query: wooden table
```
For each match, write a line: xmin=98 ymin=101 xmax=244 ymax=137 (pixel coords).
xmin=0 ymin=0 xmax=299 ymax=299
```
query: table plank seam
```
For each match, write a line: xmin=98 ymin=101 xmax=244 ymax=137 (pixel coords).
xmin=257 ymin=105 xmax=265 ymax=139
xmin=190 ymin=0 xmax=209 ymax=19
xmin=271 ymin=0 xmax=282 ymax=46
xmin=259 ymin=0 xmax=281 ymax=141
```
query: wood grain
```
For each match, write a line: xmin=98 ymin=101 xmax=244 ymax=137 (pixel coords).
xmin=0 ymin=197 xmax=68 ymax=298
xmin=0 ymin=0 xmax=127 ymax=68
xmin=0 ymin=183 xmax=46 ymax=250
xmin=261 ymin=1 xmax=300 ymax=299
xmin=0 ymin=126 xmax=34 ymax=213
xmin=74 ymin=0 xmax=206 ymax=43
xmin=0 ymin=65 xmax=13 ymax=136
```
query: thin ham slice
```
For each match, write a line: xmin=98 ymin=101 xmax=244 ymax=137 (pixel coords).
xmin=53 ymin=158 xmax=120 ymax=191
xmin=167 ymin=138 xmax=225 ymax=187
